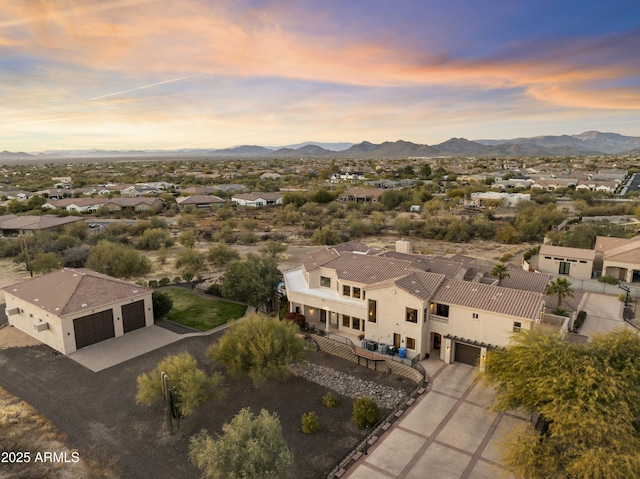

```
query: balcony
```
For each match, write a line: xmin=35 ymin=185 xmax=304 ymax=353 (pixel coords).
xmin=428 ymin=314 xmax=449 ymax=324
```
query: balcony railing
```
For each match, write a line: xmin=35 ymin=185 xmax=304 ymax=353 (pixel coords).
xmin=429 ymin=314 xmax=449 ymax=324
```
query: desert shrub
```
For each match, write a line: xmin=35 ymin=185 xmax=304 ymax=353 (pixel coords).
xmin=239 ymin=232 xmax=259 ymax=245
xmin=310 ymin=225 xmax=342 ymax=246
xmin=152 ymin=291 xmax=173 ymax=319
xmin=205 ymin=284 xmax=222 ymax=296
xmin=173 ymin=277 xmax=182 ymax=284
xmin=573 ymin=311 xmax=587 ymax=331
xmin=159 ymin=277 xmax=171 ymax=286
xmin=499 ymin=252 xmax=512 ymax=262
xmin=598 ymin=275 xmax=619 ymax=285
xmin=353 ymin=397 xmax=380 ymax=429
xmin=136 ymin=352 xmax=224 ymax=417
xmin=208 ymin=314 xmax=305 ymax=383
xmin=522 ymin=246 xmax=540 ymax=261
xmin=617 ymin=293 xmax=627 ymax=302
xmin=322 ymin=392 xmax=339 ymax=408
xmin=301 ymin=412 xmax=319 ymax=434
xmin=284 ymin=312 xmax=306 ymax=329
xmin=148 ymin=280 xmax=159 ymax=288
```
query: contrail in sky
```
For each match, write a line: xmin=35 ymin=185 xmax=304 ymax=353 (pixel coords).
xmin=90 ymin=73 xmax=207 ymax=101
xmin=0 ymin=0 xmax=158 ymax=28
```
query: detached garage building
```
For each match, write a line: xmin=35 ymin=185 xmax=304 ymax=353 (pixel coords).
xmin=3 ymin=268 xmax=154 ymax=354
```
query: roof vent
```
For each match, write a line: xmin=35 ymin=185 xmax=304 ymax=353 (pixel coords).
xmin=34 ymin=298 xmax=39 ymax=302
xmin=81 ymin=303 xmax=88 ymax=307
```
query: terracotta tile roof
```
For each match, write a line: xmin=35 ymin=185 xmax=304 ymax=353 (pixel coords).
xmin=47 ymin=197 xmax=107 ymax=208
xmin=333 ymin=241 xmax=376 ymax=254
xmin=431 ymin=279 xmax=543 ymax=320
xmin=176 ymin=195 xmax=225 ymax=205
xmin=232 ymin=192 xmax=282 ymax=201
xmin=380 ymin=251 xmax=464 ymax=277
xmin=301 ymin=248 xmax=341 ymax=271
xmin=323 ymin=253 xmax=413 ymax=284
xmin=3 ymin=268 xmax=151 ymax=316
xmin=0 ymin=214 xmax=85 ymax=231
xmin=543 ymin=289 xmax=584 ymax=311
xmin=498 ymin=268 xmax=551 ymax=294
xmin=106 ymin=197 xmax=163 ymax=207
xmin=595 ymin=235 xmax=640 ymax=253
xmin=603 ymin=241 xmax=640 ymax=263
xmin=395 ymin=272 xmax=446 ymax=300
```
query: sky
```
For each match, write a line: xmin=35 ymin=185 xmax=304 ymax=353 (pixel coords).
xmin=1 ymin=0 xmax=640 ymax=152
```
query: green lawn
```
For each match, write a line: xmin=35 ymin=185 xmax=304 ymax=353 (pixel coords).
xmin=163 ymin=287 xmax=247 ymax=331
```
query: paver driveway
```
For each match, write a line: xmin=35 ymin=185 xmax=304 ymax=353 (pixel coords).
xmin=345 ymin=360 xmax=528 ymax=479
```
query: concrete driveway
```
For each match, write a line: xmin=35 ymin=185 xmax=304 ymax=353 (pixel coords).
xmin=579 ymin=291 xmax=631 ymax=337
xmin=345 ymin=359 xmax=528 ymax=479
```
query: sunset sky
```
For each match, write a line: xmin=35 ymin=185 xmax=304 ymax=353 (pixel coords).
xmin=1 ymin=0 xmax=640 ymax=151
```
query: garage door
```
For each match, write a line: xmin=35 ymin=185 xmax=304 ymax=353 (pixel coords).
xmin=455 ymin=343 xmax=481 ymax=366
xmin=74 ymin=310 xmax=115 ymax=350
xmin=122 ymin=300 xmax=146 ymax=333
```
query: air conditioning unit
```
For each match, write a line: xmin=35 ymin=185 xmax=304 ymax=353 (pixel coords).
xmin=34 ymin=321 xmax=49 ymax=332
xmin=5 ymin=307 xmax=19 ymax=316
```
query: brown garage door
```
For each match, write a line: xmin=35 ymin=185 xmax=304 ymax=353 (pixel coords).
xmin=455 ymin=343 xmax=481 ymax=366
xmin=122 ymin=300 xmax=146 ymax=333
xmin=74 ymin=310 xmax=115 ymax=350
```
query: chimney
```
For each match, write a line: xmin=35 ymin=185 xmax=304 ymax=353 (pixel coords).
xmin=395 ymin=239 xmax=411 ymax=254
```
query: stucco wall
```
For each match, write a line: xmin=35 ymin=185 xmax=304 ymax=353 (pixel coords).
xmin=538 ymin=256 xmax=593 ymax=280
xmin=4 ymin=292 xmax=153 ymax=355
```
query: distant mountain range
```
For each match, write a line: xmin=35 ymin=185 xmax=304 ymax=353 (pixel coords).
xmin=4 ymin=131 xmax=640 ymax=160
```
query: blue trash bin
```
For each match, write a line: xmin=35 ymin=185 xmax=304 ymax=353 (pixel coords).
xmin=398 ymin=347 xmax=406 ymax=359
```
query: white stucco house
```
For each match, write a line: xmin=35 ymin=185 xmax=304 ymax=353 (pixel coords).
xmin=3 ymin=268 xmax=154 ymax=355
xmin=537 ymin=244 xmax=595 ymax=280
xmin=231 ymin=192 xmax=282 ymax=207
xmin=467 ymin=192 xmax=530 ymax=208
xmin=284 ymin=241 xmax=546 ymax=366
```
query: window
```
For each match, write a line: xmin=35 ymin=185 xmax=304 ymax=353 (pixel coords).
xmin=352 ymin=287 xmax=361 ymax=299
xmin=435 ymin=303 xmax=449 ymax=317
xmin=406 ymin=307 xmax=418 ymax=323
xmin=368 ymin=299 xmax=377 ymax=323
xmin=424 ymin=308 xmax=428 ymax=323
xmin=342 ymin=284 xmax=351 ymax=296
xmin=513 ymin=321 xmax=522 ymax=331
xmin=342 ymin=315 xmax=350 ymax=327
xmin=472 ymin=313 xmax=479 ymax=320
xmin=559 ymin=262 xmax=570 ymax=275
xmin=320 ymin=276 xmax=331 ymax=288
xmin=352 ymin=317 xmax=361 ymax=330
xmin=406 ymin=337 xmax=416 ymax=350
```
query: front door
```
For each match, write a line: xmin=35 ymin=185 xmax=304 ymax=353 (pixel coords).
xmin=393 ymin=333 xmax=401 ymax=350
xmin=433 ymin=333 xmax=441 ymax=350
xmin=320 ymin=309 xmax=327 ymax=323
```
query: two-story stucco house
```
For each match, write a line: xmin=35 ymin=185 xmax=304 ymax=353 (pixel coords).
xmin=284 ymin=241 xmax=546 ymax=367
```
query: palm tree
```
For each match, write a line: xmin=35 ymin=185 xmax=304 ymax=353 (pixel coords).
xmin=545 ymin=277 xmax=574 ymax=309
xmin=491 ymin=262 xmax=510 ymax=286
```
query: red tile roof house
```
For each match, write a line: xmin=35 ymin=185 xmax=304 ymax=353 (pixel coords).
xmin=0 ymin=214 xmax=86 ymax=236
xmin=284 ymin=241 xmax=547 ymax=367
xmin=176 ymin=194 xmax=226 ymax=211
xmin=3 ymin=268 xmax=154 ymax=354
